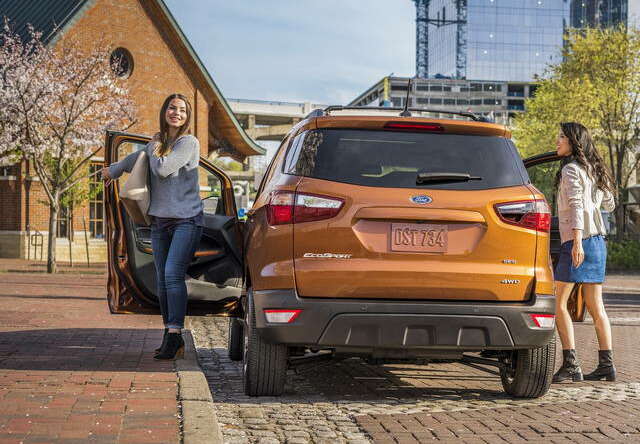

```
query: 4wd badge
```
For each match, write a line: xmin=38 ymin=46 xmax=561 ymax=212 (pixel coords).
xmin=411 ymin=195 xmax=432 ymax=205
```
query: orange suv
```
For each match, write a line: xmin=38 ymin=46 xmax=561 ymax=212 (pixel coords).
xmin=104 ymin=107 xmax=565 ymax=400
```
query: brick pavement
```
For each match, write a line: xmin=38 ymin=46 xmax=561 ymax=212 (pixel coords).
xmin=191 ymin=278 xmax=640 ymax=443
xmin=351 ymin=302 xmax=640 ymax=443
xmin=0 ymin=270 xmax=181 ymax=444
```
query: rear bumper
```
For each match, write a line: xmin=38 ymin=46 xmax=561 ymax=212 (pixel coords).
xmin=252 ymin=290 xmax=555 ymax=351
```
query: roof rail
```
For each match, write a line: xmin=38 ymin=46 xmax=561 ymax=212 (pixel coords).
xmin=321 ymin=106 xmax=490 ymax=122
xmin=304 ymin=108 xmax=326 ymax=119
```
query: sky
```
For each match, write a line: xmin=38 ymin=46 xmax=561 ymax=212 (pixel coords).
xmin=164 ymin=0 xmax=416 ymax=105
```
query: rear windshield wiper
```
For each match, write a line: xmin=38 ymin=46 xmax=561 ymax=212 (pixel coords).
xmin=416 ymin=172 xmax=482 ymax=185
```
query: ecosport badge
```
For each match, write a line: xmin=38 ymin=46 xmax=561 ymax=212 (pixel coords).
xmin=303 ymin=253 xmax=352 ymax=259
xmin=411 ymin=195 xmax=432 ymax=204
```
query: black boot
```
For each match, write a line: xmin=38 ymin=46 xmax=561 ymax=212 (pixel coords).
xmin=155 ymin=328 xmax=168 ymax=353
xmin=584 ymin=350 xmax=616 ymax=381
xmin=552 ymin=349 xmax=584 ymax=383
xmin=153 ymin=332 xmax=184 ymax=360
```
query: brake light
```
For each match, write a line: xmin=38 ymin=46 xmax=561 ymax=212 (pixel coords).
xmin=266 ymin=191 xmax=344 ymax=225
xmin=384 ymin=122 xmax=445 ymax=132
xmin=530 ymin=314 xmax=555 ymax=328
xmin=264 ymin=309 xmax=302 ymax=323
xmin=266 ymin=191 xmax=295 ymax=225
xmin=494 ymin=199 xmax=551 ymax=232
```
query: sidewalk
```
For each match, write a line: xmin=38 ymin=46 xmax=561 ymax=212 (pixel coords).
xmin=0 ymin=271 xmax=180 ymax=443
xmin=0 ymin=259 xmax=107 ymax=275
xmin=603 ymin=273 xmax=640 ymax=293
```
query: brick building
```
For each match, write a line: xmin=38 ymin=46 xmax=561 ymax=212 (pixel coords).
xmin=0 ymin=0 xmax=264 ymax=261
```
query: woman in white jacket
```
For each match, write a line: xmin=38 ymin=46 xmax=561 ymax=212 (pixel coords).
xmin=552 ymin=122 xmax=617 ymax=383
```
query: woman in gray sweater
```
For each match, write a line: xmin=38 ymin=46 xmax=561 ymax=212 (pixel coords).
xmin=102 ymin=93 xmax=203 ymax=360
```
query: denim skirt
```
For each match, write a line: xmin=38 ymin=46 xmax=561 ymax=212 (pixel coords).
xmin=554 ymin=235 xmax=607 ymax=283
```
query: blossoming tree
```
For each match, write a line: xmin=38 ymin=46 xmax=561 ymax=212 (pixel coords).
xmin=0 ymin=22 xmax=136 ymax=272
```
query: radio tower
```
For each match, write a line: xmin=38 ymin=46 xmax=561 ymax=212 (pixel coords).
xmin=413 ymin=0 xmax=468 ymax=79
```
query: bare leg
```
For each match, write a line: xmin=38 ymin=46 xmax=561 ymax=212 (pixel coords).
xmin=582 ymin=283 xmax=612 ymax=350
xmin=555 ymin=281 xmax=576 ymax=350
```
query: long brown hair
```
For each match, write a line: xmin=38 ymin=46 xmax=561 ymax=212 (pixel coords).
xmin=554 ymin=122 xmax=614 ymax=194
xmin=155 ymin=93 xmax=192 ymax=157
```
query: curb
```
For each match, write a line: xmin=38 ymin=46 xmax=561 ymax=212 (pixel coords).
xmin=178 ymin=326 xmax=223 ymax=444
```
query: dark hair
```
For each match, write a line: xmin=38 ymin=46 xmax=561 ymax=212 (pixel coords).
xmin=156 ymin=93 xmax=192 ymax=157
xmin=554 ymin=122 xmax=614 ymax=194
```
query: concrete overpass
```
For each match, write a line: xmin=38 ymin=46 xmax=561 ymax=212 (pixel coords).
xmin=228 ymin=99 xmax=327 ymax=141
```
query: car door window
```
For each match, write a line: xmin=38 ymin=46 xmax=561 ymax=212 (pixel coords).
xmin=113 ymin=140 xmax=152 ymax=252
xmin=527 ymin=160 xmax=561 ymax=216
xmin=256 ymin=134 xmax=293 ymax=199
xmin=115 ymin=140 xmax=147 ymax=188
xmin=199 ymin=165 xmax=225 ymax=216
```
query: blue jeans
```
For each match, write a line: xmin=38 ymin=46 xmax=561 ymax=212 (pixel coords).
xmin=151 ymin=220 xmax=202 ymax=329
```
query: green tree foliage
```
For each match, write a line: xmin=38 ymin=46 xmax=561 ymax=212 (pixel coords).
xmin=513 ymin=26 xmax=640 ymax=236
xmin=213 ymin=157 xmax=243 ymax=172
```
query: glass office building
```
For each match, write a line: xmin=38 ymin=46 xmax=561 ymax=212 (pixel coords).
xmin=425 ymin=0 xmax=570 ymax=82
xmin=570 ymin=0 xmax=627 ymax=28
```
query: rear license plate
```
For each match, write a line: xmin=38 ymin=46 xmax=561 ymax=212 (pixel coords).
xmin=390 ymin=223 xmax=448 ymax=253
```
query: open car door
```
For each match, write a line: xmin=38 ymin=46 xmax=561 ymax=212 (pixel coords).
xmin=524 ymin=151 xmax=586 ymax=322
xmin=104 ymin=131 xmax=243 ymax=316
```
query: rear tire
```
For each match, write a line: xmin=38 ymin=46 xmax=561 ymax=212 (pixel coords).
xmin=243 ymin=289 xmax=288 ymax=396
xmin=227 ymin=317 xmax=243 ymax=361
xmin=500 ymin=335 xmax=556 ymax=398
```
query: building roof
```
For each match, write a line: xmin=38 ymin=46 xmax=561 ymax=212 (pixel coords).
xmin=0 ymin=0 xmax=265 ymax=159
xmin=0 ymin=0 xmax=89 ymax=43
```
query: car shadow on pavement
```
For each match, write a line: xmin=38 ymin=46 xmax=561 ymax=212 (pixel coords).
xmin=204 ymin=345 xmax=510 ymax=408
xmin=290 ymin=354 xmax=510 ymax=404
xmin=0 ymin=328 xmax=175 ymax=372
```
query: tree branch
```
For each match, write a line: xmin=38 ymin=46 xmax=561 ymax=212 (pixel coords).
xmin=30 ymin=155 xmax=55 ymax=205
xmin=59 ymin=147 xmax=100 ymax=192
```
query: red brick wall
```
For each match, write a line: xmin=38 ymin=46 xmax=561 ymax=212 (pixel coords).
xmin=60 ymin=0 xmax=206 ymax=142
xmin=2 ymin=0 xmax=212 ymax=234
xmin=0 ymin=176 xmax=21 ymax=231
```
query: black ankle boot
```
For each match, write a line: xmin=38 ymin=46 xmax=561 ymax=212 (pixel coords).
xmin=584 ymin=350 xmax=616 ymax=381
xmin=155 ymin=328 xmax=168 ymax=353
xmin=553 ymin=349 xmax=584 ymax=383
xmin=154 ymin=332 xmax=184 ymax=360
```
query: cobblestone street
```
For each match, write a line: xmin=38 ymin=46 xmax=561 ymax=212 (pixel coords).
xmin=190 ymin=291 xmax=640 ymax=443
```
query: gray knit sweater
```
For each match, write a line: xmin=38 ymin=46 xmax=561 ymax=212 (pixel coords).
xmin=108 ymin=135 xmax=203 ymax=219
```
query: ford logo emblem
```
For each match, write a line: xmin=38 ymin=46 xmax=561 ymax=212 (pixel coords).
xmin=411 ymin=195 xmax=432 ymax=204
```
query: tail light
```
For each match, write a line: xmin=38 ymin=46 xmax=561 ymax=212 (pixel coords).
xmin=530 ymin=314 xmax=555 ymax=328
xmin=266 ymin=191 xmax=344 ymax=225
xmin=494 ymin=199 xmax=551 ymax=232
xmin=266 ymin=191 xmax=295 ymax=225
xmin=264 ymin=309 xmax=302 ymax=323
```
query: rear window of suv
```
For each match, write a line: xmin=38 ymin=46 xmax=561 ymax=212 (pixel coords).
xmin=284 ymin=129 xmax=526 ymax=190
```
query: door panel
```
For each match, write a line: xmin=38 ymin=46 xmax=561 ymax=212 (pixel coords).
xmin=524 ymin=152 xmax=585 ymax=321
xmin=104 ymin=131 xmax=242 ymax=314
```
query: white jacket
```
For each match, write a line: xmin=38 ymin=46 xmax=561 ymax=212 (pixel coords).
xmin=557 ymin=162 xmax=616 ymax=244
